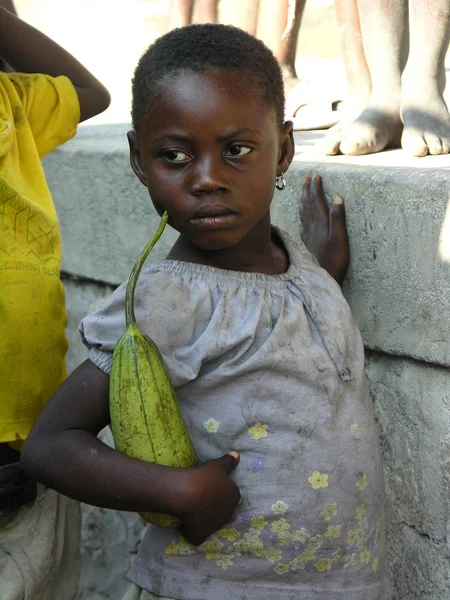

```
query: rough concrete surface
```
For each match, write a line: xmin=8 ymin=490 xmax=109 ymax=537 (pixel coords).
xmin=40 ymin=124 xmax=450 ymax=600
xmin=367 ymin=352 xmax=450 ymax=600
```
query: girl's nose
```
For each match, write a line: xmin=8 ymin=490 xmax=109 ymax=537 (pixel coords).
xmin=191 ymin=156 xmax=229 ymax=195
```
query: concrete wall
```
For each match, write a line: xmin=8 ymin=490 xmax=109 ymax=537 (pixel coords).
xmin=43 ymin=125 xmax=450 ymax=600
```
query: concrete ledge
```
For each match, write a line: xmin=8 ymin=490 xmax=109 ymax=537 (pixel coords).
xmin=44 ymin=125 xmax=450 ymax=368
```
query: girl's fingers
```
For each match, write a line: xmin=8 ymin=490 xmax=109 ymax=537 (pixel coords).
xmin=310 ymin=174 xmax=329 ymax=224
xmin=329 ymin=195 xmax=348 ymax=242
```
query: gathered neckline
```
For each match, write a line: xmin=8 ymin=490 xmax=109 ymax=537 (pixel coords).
xmin=146 ymin=227 xmax=302 ymax=286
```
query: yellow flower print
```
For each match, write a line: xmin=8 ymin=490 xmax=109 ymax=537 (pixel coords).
xmin=205 ymin=551 xmax=221 ymax=560
xmin=218 ymin=528 xmax=240 ymax=542
xmin=360 ymin=547 xmax=371 ymax=565
xmin=249 ymin=423 xmax=268 ymax=440
xmin=204 ymin=418 xmax=219 ymax=433
xmin=243 ymin=527 xmax=262 ymax=543
xmin=290 ymin=556 xmax=307 ymax=571
xmin=307 ymin=535 xmax=324 ymax=551
xmin=216 ymin=556 xmax=234 ymax=569
xmin=343 ymin=553 xmax=357 ymax=568
xmin=359 ymin=517 xmax=369 ymax=531
xmin=199 ymin=537 xmax=223 ymax=554
xmin=332 ymin=549 xmax=344 ymax=563
xmin=375 ymin=518 xmax=385 ymax=549
xmin=263 ymin=547 xmax=283 ymax=563
xmin=356 ymin=473 xmax=368 ymax=491
xmin=164 ymin=539 xmax=195 ymax=556
xmin=249 ymin=541 xmax=265 ymax=557
xmin=278 ymin=532 xmax=292 ymax=546
xmin=271 ymin=501 xmax=289 ymax=515
xmin=355 ymin=503 xmax=367 ymax=522
xmin=274 ymin=563 xmax=290 ymax=574
xmin=291 ymin=528 xmax=310 ymax=543
xmin=234 ymin=540 xmax=250 ymax=553
xmin=271 ymin=518 xmax=291 ymax=533
xmin=372 ymin=557 xmax=380 ymax=573
xmin=325 ymin=525 xmax=342 ymax=541
xmin=250 ymin=515 xmax=268 ymax=530
xmin=298 ymin=548 xmax=316 ymax=562
xmin=346 ymin=528 xmax=364 ymax=549
xmin=308 ymin=471 xmax=329 ymax=489
xmin=351 ymin=423 xmax=361 ymax=439
xmin=314 ymin=558 xmax=333 ymax=572
xmin=321 ymin=502 xmax=337 ymax=521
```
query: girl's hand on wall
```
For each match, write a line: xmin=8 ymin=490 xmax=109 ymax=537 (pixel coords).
xmin=300 ymin=174 xmax=350 ymax=285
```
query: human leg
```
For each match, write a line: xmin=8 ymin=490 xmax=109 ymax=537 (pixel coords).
xmin=322 ymin=0 xmax=407 ymax=155
xmin=194 ymin=0 xmax=219 ymax=24
xmin=236 ymin=0 xmax=260 ymax=37
xmin=318 ymin=0 xmax=371 ymax=151
xmin=168 ymin=0 xmax=194 ymax=29
xmin=401 ymin=0 xmax=450 ymax=155
xmin=258 ymin=0 xmax=306 ymax=89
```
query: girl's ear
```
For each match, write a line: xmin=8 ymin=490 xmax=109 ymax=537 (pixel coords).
xmin=127 ymin=130 xmax=148 ymax=187
xmin=278 ymin=120 xmax=295 ymax=174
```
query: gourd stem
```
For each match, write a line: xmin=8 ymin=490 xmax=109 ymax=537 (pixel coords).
xmin=125 ymin=211 xmax=169 ymax=329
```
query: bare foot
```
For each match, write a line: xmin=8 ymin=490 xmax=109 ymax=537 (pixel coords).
xmin=318 ymin=104 xmax=403 ymax=156
xmin=401 ymin=86 xmax=450 ymax=156
xmin=300 ymin=174 xmax=349 ymax=285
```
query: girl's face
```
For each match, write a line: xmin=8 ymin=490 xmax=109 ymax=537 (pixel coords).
xmin=129 ymin=69 xmax=294 ymax=252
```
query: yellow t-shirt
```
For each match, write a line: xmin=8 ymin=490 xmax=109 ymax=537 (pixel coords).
xmin=0 ymin=72 xmax=80 ymax=447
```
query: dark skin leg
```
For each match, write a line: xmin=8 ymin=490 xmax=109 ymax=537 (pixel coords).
xmin=300 ymin=174 xmax=349 ymax=286
xmin=258 ymin=0 xmax=307 ymax=93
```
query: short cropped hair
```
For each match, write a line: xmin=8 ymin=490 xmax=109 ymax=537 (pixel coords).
xmin=131 ymin=24 xmax=285 ymax=131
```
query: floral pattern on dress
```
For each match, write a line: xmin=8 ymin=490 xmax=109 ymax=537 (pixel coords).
xmin=356 ymin=473 xmax=368 ymax=491
xmin=249 ymin=423 xmax=268 ymax=440
xmin=271 ymin=501 xmax=289 ymax=514
xmin=308 ymin=471 xmax=329 ymax=489
xmin=163 ymin=477 xmax=382 ymax=575
xmin=204 ymin=418 xmax=219 ymax=433
xmin=321 ymin=502 xmax=337 ymax=521
xmin=351 ymin=423 xmax=361 ymax=439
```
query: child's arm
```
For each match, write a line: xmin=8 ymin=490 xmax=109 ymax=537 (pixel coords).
xmin=300 ymin=174 xmax=350 ymax=285
xmin=0 ymin=6 xmax=110 ymax=122
xmin=21 ymin=360 xmax=240 ymax=546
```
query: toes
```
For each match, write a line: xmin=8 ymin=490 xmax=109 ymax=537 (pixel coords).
xmin=441 ymin=139 xmax=450 ymax=154
xmin=401 ymin=130 xmax=428 ymax=157
xmin=317 ymin=134 xmax=342 ymax=156
xmin=424 ymin=133 xmax=444 ymax=155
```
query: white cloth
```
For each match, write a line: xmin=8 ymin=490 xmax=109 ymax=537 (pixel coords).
xmin=0 ymin=485 xmax=81 ymax=600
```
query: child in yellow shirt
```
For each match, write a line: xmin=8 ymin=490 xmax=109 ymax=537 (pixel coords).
xmin=0 ymin=3 xmax=110 ymax=598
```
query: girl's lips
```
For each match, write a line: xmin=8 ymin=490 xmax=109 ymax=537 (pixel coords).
xmin=189 ymin=204 xmax=237 ymax=230
xmin=191 ymin=204 xmax=236 ymax=218
xmin=189 ymin=213 xmax=238 ymax=230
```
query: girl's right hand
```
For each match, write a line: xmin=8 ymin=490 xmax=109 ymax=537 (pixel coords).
xmin=174 ymin=451 xmax=241 ymax=546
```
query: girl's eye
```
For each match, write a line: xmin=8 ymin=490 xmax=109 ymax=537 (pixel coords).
xmin=225 ymin=144 xmax=252 ymax=157
xmin=162 ymin=150 xmax=191 ymax=163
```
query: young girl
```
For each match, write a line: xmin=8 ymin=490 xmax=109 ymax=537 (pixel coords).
xmin=22 ymin=24 xmax=391 ymax=600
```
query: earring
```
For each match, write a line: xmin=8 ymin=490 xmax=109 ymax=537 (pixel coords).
xmin=275 ymin=173 xmax=286 ymax=191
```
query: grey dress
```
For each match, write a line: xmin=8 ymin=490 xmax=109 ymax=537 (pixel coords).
xmin=80 ymin=228 xmax=391 ymax=600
